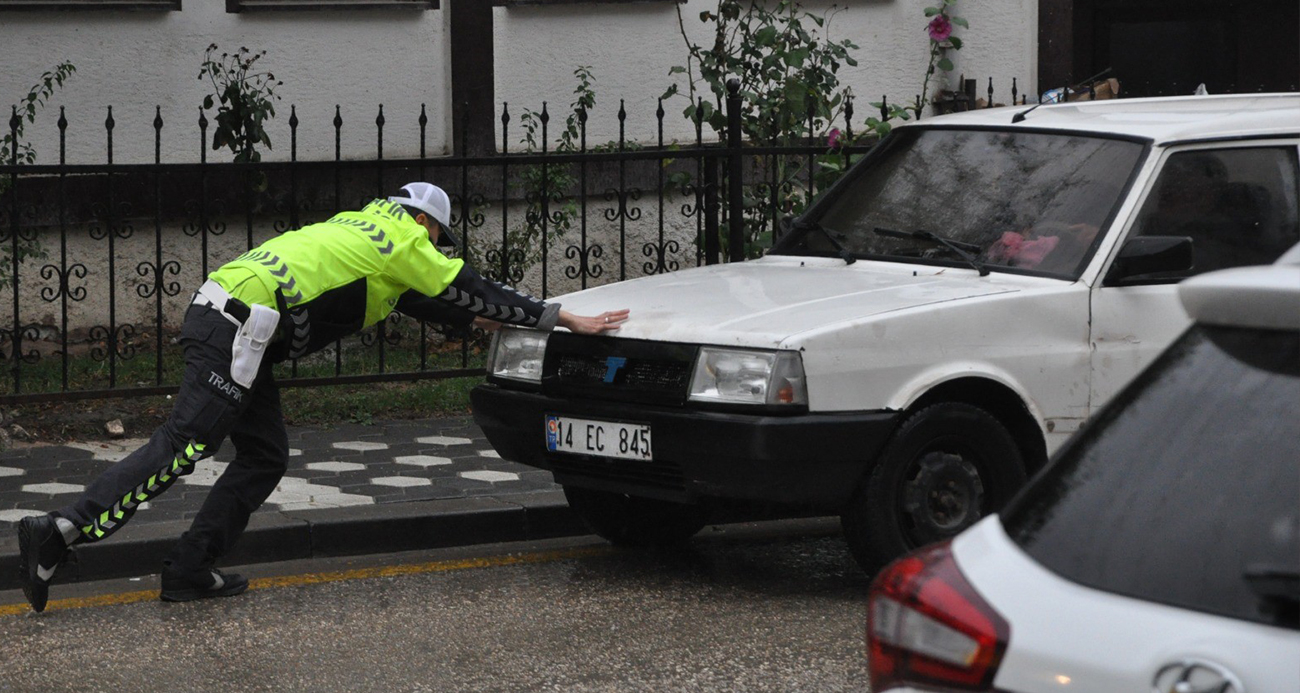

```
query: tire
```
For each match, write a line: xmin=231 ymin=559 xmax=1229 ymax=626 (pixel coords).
xmin=840 ymin=402 xmax=1027 ymax=575
xmin=563 ymin=485 xmax=707 ymax=547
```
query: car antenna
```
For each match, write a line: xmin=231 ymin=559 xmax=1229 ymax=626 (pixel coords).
xmin=1011 ymin=101 xmax=1044 ymax=123
xmin=1015 ymin=67 xmax=1114 ymax=124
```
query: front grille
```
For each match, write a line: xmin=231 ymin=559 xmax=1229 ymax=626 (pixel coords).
xmin=549 ymin=454 xmax=687 ymax=492
xmin=543 ymin=334 xmax=697 ymax=406
xmin=555 ymin=354 xmax=691 ymax=393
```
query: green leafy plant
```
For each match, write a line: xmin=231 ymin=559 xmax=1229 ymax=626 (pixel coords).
xmin=916 ymin=0 xmax=968 ymax=118
xmin=662 ymin=1 xmax=859 ymax=258
xmin=474 ymin=67 xmax=600 ymax=280
xmin=663 ymin=0 xmax=857 ymax=142
xmin=1 ymin=61 xmax=75 ymax=289
xmin=198 ymin=44 xmax=282 ymax=165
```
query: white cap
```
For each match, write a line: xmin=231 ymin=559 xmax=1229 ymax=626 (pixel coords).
xmin=389 ymin=182 xmax=451 ymax=229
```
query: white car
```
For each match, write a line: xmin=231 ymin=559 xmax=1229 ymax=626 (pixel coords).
xmin=865 ymin=246 xmax=1300 ymax=692
xmin=472 ymin=94 xmax=1300 ymax=572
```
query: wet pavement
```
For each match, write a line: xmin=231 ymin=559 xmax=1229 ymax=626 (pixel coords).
xmin=0 ymin=519 xmax=872 ymax=692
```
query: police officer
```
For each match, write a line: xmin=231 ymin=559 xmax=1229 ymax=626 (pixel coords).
xmin=17 ymin=182 xmax=629 ymax=611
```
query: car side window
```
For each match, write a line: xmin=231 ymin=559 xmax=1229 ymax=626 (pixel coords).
xmin=1129 ymin=146 xmax=1300 ymax=278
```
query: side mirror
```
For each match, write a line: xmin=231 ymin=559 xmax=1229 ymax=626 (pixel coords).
xmin=1104 ymin=236 xmax=1194 ymax=285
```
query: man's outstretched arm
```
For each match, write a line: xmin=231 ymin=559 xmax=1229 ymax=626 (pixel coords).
xmin=431 ymin=265 xmax=627 ymax=334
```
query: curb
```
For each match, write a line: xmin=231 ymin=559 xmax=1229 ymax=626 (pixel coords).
xmin=0 ymin=491 xmax=587 ymax=592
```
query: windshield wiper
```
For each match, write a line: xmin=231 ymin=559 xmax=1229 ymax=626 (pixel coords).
xmin=792 ymin=219 xmax=857 ymax=265
xmin=872 ymin=227 xmax=988 ymax=276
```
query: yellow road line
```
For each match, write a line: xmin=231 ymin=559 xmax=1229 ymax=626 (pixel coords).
xmin=1 ymin=545 xmax=611 ymax=617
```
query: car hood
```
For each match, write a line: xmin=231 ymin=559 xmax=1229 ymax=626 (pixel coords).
xmin=551 ymin=256 xmax=1026 ymax=347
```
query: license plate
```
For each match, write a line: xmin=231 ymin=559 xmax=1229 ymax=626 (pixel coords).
xmin=545 ymin=415 xmax=652 ymax=461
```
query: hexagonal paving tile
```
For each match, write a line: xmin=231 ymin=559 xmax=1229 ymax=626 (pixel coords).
xmin=306 ymin=461 xmax=367 ymax=473
xmin=0 ymin=509 xmax=44 ymax=522
xmin=394 ymin=455 xmax=452 ymax=468
xmin=175 ymin=466 xmax=369 ymax=507
xmin=288 ymin=448 xmax=302 ymax=457
xmin=269 ymin=477 xmax=373 ymax=509
xmin=477 ymin=449 xmax=501 ymax=459
xmin=370 ymin=476 xmax=432 ymax=488
xmin=415 ymin=435 xmax=472 ymax=446
xmin=66 ymin=438 xmax=151 ymax=462
xmin=459 ymin=470 xmax=519 ymax=483
xmin=331 ymin=441 xmax=389 ymax=452
xmin=22 ymin=482 xmax=85 ymax=495
xmin=0 ymin=465 xmax=23 ymax=477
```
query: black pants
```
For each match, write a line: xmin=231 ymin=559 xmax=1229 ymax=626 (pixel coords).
xmin=56 ymin=302 xmax=288 ymax=571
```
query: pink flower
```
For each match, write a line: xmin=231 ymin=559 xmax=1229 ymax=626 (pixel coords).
xmin=828 ymin=127 xmax=842 ymax=149
xmin=927 ymin=14 xmax=953 ymax=42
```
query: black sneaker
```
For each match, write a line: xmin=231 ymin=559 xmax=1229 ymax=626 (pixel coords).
xmin=159 ymin=561 xmax=249 ymax=602
xmin=17 ymin=514 xmax=69 ymax=613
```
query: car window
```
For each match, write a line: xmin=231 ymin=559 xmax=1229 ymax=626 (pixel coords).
xmin=1002 ymin=325 xmax=1300 ymax=629
xmin=778 ymin=129 xmax=1146 ymax=279
xmin=1127 ymin=146 xmax=1300 ymax=279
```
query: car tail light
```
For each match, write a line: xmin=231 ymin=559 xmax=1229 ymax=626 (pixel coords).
xmin=867 ymin=541 xmax=1010 ymax=691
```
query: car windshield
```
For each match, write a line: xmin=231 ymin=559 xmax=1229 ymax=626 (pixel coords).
xmin=777 ymin=128 xmax=1146 ymax=278
xmin=1002 ymin=325 xmax=1300 ymax=629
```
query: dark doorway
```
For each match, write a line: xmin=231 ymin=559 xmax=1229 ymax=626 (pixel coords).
xmin=1039 ymin=0 xmax=1299 ymax=99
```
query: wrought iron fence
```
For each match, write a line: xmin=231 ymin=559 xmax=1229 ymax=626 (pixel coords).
xmin=1 ymin=78 xmax=1029 ymax=404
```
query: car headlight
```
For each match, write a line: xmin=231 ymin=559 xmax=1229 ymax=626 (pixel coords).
xmin=688 ymin=348 xmax=807 ymax=406
xmin=488 ymin=327 xmax=549 ymax=383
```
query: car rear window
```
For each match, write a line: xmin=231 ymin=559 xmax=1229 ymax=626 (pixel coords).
xmin=1002 ymin=325 xmax=1300 ymax=629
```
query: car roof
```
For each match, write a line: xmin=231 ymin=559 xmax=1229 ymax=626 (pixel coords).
xmin=906 ymin=93 xmax=1300 ymax=145
xmin=1178 ymin=245 xmax=1300 ymax=331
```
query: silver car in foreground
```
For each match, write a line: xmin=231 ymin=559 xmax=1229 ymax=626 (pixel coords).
xmin=866 ymin=245 xmax=1300 ymax=692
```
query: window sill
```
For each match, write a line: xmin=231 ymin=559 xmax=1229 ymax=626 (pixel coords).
xmin=227 ymin=0 xmax=437 ymax=11
xmin=0 ymin=1 xmax=179 ymax=9
xmin=494 ymin=0 xmax=683 ymax=6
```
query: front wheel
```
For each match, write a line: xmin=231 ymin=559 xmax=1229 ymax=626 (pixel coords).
xmin=563 ymin=486 xmax=707 ymax=547
xmin=840 ymin=402 xmax=1027 ymax=575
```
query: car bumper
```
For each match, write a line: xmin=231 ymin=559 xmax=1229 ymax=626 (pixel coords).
xmin=471 ymin=384 xmax=900 ymax=507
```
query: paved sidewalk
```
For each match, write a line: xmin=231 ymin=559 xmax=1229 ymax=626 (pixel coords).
xmin=0 ymin=416 xmax=587 ymax=592
xmin=0 ymin=416 xmax=553 ymax=526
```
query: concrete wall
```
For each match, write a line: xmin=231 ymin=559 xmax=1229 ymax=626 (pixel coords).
xmin=2 ymin=1 xmax=1037 ymax=165
xmin=0 ymin=3 xmax=451 ymax=165
xmin=494 ymin=0 xmax=1038 ymax=147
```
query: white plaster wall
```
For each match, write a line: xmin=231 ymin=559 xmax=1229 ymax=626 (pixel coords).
xmin=494 ymin=0 xmax=1037 ymax=148
xmin=3 ymin=1 xmax=1037 ymax=161
xmin=0 ymin=4 xmax=451 ymax=165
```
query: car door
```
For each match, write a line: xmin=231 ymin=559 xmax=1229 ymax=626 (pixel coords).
xmin=1088 ymin=141 xmax=1300 ymax=412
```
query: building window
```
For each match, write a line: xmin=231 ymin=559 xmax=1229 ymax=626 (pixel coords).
xmin=226 ymin=0 xmax=436 ymax=10
xmin=0 ymin=1 xmax=179 ymax=9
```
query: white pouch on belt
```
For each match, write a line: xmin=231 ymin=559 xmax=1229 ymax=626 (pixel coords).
xmin=230 ymin=303 xmax=280 ymax=388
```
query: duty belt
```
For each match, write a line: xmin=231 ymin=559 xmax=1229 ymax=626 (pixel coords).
xmin=192 ymin=280 xmax=252 ymax=326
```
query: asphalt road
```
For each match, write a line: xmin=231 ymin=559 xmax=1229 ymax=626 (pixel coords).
xmin=0 ymin=519 xmax=873 ymax=692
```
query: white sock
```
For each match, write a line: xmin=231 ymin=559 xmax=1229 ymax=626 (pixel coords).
xmin=53 ymin=516 xmax=79 ymax=545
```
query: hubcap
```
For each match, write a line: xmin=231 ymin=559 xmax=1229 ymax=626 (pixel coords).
xmin=901 ymin=451 xmax=985 ymax=545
